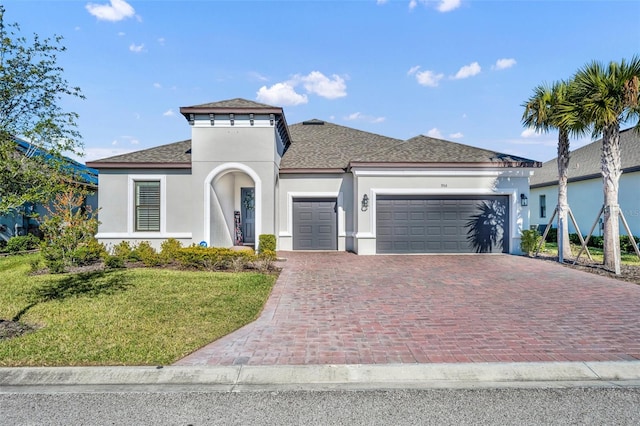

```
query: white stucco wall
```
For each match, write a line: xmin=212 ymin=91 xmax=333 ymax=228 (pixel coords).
xmin=95 ymin=169 xmax=193 ymax=250
xmin=531 ymin=170 xmax=640 ymax=237
xmin=352 ymin=168 xmax=532 ymax=255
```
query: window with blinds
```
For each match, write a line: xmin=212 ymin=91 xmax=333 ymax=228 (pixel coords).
xmin=135 ymin=181 xmax=160 ymax=231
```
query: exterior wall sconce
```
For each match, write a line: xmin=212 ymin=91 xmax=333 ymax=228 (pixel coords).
xmin=520 ymin=193 xmax=528 ymax=207
xmin=361 ymin=194 xmax=369 ymax=211
xmin=229 ymin=113 xmax=235 ymax=126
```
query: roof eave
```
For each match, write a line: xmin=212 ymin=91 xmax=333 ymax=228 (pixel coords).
xmin=86 ymin=162 xmax=192 ymax=169
xmin=348 ymin=161 xmax=542 ymax=169
xmin=279 ymin=168 xmax=346 ymax=174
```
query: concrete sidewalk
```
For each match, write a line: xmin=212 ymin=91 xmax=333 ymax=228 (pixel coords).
xmin=2 ymin=361 xmax=640 ymax=393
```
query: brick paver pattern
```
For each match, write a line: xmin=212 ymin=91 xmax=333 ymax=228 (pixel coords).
xmin=175 ymin=252 xmax=640 ymax=366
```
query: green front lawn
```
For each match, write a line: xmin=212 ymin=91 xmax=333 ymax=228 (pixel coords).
xmin=0 ymin=254 xmax=276 ymax=366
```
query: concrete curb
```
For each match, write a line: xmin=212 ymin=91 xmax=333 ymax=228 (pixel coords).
xmin=2 ymin=361 xmax=640 ymax=391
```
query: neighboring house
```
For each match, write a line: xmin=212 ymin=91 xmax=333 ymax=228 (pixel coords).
xmin=0 ymin=138 xmax=98 ymax=242
xmin=530 ymin=127 xmax=640 ymax=237
xmin=87 ymin=98 xmax=540 ymax=255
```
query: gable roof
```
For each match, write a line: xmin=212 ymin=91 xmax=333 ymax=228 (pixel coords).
xmin=180 ymin=98 xmax=279 ymax=110
xmin=347 ymin=135 xmax=539 ymax=168
xmin=530 ymin=127 xmax=640 ymax=188
xmin=281 ymin=120 xmax=540 ymax=171
xmin=86 ymin=140 xmax=191 ymax=169
xmin=280 ymin=120 xmax=403 ymax=171
xmin=87 ymin=115 xmax=541 ymax=171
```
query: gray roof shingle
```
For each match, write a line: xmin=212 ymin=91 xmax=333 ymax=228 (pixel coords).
xmin=88 ymin=119 xmax=541 ymax=170
xmin=280 ymin=120 xmax=403 ymax=169
xmin=530 ymin=128 xmax=640 ymax=187
xmin=87 ymin=140 xmax=191 ymax=166
xmin=182 ymin=98 xmax=278 ymax=110
xmin=355 ymin=135 xmax=538 ymax=165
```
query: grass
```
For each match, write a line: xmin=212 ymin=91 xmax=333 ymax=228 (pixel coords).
xmin=539 ymin=242 xmax=640 ymax=265
xmin=0 ymin=254 xmax=276 ymax=366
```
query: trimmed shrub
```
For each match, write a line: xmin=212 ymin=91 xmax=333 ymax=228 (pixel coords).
xmin=255 ymin=249 xmax=277 ymax=272
xmin=258 ymin=234 xmax=276 ymax=253
xmin=132 ymin=241 xmax=160 ymax=267
xmin=160 ymin=238 xmax=182 ymax=264
xmin=104 ymin=255 xmax=125 ymax=269
xmin=520 ymin=229 xmax=543 ymax=256
xmin=112 ymin=241 xmax=133 ymax=259
xmin=6 ymin=234 xmax=40 ymax=253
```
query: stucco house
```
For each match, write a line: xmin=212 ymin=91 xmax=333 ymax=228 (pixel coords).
xmin=87 ymin=98 xmax=540 ymax=255
xmin=530 ymin=127 xmax=640 ymax=237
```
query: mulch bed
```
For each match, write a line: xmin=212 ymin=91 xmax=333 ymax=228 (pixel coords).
xmin=535 ymin=254 xmax=640 ymax=285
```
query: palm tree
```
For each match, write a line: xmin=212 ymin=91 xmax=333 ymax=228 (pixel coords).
xmin=568 ymin=56 xmax=640 ymax=274
xmin=522 ymin=80 xmax=585 ymax=262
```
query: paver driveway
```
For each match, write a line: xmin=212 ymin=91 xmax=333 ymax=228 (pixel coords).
xmin=175 ymin=252 xmax=640 ymax=366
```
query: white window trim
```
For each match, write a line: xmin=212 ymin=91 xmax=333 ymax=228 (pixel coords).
xmin=281 ymin=191 xmax=344 ymax=237
xmin=128 ymin=175 xmax=167 ymax=235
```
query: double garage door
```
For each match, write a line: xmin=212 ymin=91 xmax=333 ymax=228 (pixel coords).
xmin=376 ymin=195 xmax=509 ymax=254
xmin=292 ymin=198 xmax=337 ymax=250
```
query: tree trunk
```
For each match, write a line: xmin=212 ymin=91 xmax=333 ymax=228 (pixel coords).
xmin=601 ymin=124 xmax=622 ymax=274
xmin=557 ymin=128 xmax=571 ymax=262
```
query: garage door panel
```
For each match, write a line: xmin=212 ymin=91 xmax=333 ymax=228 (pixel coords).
xmin=377 ymin=195 xmax=509 ymax=254
xmin=293 ymin=198 xmax=337 ymax=250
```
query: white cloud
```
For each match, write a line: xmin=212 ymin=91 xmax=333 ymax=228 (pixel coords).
xmin=157 ymin=37 xmax=165 ymax=45
xmin=153 ymin=83 xmax=162 ymax=89
xmin=427 ymin=128 xmax=443 ymax=138
xmin=376 ymin=0 xmax=388 ymax=4
xmin=295 ymin=71 xmax=347 ymax=99
xmin=415 ymin=70 xmax=444 ymax=87
xmin=256 ymin=83 xmax=308 ymax=106
xmin=449 ymin=132 xmax=463 ymax=139
xmin=344 ymin=112 xmax=385 ymax=123
xmin=452 ymin=62 xmax=481 ymax=79
xmin=408 ymin=0 xmax=461 ymax=12
xmin=436 ymin=0 xmax=462 ymax=12
xmin=256 ymin=71 xmax=346 ymax=105
xmin=493 ymin=58 xmax=517 ymax=70
xmin=521 ymin=128 xmax=541 ymax=138
xmin=86 ymin=0 xmax=135 ymax=22
xmin=129 ymin=43 xmax=144 ymax=53
xmin=407 ymin=65 xmax=421 ymax=75
xmin=163 ymin=109 xmax=175 ymax=117
xmin=117 ymin=31 xmax=125 ymax=36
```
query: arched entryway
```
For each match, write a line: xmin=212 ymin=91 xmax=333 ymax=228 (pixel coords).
xmin=203 ymin=163 xmax=262 ymax=248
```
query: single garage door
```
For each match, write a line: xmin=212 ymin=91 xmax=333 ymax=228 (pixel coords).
xmin=376 ymin=195 xmax=509 ymax=254
xmin=293 ymin=198 xmax=337 ymax=250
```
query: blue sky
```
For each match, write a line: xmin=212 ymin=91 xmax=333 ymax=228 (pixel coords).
xmin=4 ymin=0 xmax=639 ymax=163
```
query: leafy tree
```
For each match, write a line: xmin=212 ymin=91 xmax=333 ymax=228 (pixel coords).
xmin=39 ymin=188 xmax=103 ymax=273
xmin=0 ymin=5 xmax=85 ymax=214
xmin=567 ymin=57 xmax=640 ymax=274
xmin=522 ymin=80 xmax=586 ymax=262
